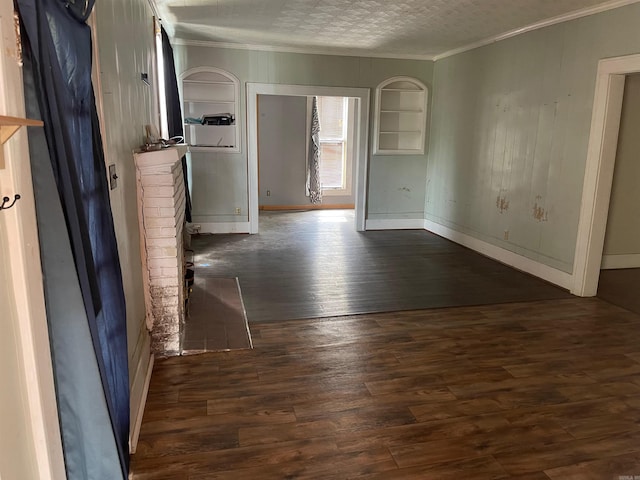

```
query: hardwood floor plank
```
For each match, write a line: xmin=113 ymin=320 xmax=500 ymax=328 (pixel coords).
xmin=189 ymin=210 xmax=570 ymax=324
xmin=545 ymin=452 xmax=640 ymax=479
xmin=132 ymin=298 xmax=640 ymax=479
xmin=493 ymin=431 xmax=640 ymax=476
xmin=360 ymin=455 xmax=510 ymax=479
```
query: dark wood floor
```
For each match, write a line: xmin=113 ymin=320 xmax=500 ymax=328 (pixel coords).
xmin=132 ymin=297 xmax=640 ymax=479
xmin=598 ymin=268 xmax=640 ymax=316
xmin=191 ymin=210 xmax=570 ymax=323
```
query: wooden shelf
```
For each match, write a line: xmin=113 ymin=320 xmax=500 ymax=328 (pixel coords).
xmin=181 ymin=67 xmax=240 ymax=153
xmin=0 ymin=115 xmax=44 ymax=169
xmin=374 ymin=77 xmax=428 ymax=155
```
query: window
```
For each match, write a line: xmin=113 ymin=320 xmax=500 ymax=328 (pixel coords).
xmin=317 ymin=96 xmax=350 ymax=192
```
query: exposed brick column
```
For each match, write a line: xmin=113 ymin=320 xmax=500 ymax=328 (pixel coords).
xmin=133 ymin=146 xmax=188 ymax=355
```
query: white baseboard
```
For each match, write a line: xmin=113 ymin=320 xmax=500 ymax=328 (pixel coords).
xmin=129 ymin=331 xmax=154 ymax=454
xmin=199 ymin=222 xmax=251 ymax=234
xmin=365 ymin=218 xmax=425 ymax=230
xmin=601 ymin=253 xmax=640 ymax=269
xmin=423 ymin=219 xmax=573 ymax=290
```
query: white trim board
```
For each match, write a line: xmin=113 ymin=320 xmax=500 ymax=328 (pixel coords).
xmin=572 ymin=53 xmax=640 ymax=296
xmin=601 ymin=254 xmax=640 ymax=269
xmin=172 ymin=38 xmax=433 ymax=61
xmin=365 ymin=219 xmax=426 ymax=230
xmin=424 ymin=220 xmax=573 ymax=291
xmin=247 ymin=83 xmax=370 ymax=234
xmin=198 ymin=222 xmax=251 ymax=234
xmin=129 ymin=330 xmax=153 ymax=454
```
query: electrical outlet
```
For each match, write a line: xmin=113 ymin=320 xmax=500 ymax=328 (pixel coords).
xmin=266 ymin=190 xmax=271 ymax=196
xmin=503 ymin=230 xmax=509 ymax=240
xmin=235 ymin=207 xmax=241 ymax=215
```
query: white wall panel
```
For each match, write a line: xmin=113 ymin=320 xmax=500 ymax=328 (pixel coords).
xmin=427 ymin=3 xmax=640 ymax=273
xmin=94 ymin=0 xmax=155 ymax=373
xmin=173 ymin=47 xmax=433 ymax=224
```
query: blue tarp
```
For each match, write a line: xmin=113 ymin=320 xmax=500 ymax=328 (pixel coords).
xmin=17 ymin=0 xmax=130 ymax=477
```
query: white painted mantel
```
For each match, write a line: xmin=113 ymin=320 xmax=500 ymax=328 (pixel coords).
xmin=133 ymin=145 xmax=188 ymax=355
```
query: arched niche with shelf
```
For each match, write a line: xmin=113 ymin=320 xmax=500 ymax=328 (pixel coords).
xmin=180 ymin=67 xmax=240 ymax=153
xmin=373 ymin=76 xmax=428 ymax=155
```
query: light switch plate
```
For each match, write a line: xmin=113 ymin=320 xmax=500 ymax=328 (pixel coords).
xmin=108 ymin=164 xmax=118 ymax=190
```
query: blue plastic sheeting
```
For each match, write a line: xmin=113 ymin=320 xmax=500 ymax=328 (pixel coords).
xmin=17 ymin=0 xmax=130 ymax=477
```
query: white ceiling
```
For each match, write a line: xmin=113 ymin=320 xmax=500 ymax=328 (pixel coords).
xmin=156 ymin=0 xmax=636 ymax=59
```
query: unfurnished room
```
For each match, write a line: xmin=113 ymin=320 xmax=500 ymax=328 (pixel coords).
xmin=3 ymin=0 xmax=640 ymax=479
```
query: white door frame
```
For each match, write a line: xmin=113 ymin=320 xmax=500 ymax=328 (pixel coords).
xmin=0 ymin=7 xmax=66 ymax=479
xmin=246 ymin=83 xmax=370 ymax=233
xmin=572 ymin=54 xmax=640 ymax=296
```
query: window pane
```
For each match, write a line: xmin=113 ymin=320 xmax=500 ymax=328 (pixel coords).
xmin=320 ymin=142 xmax=344 ymax=188
xmin=317 ymin=96 xmax=345 ymax=141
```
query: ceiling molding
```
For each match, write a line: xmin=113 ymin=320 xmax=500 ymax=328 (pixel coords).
xmin=171 ymin=39 xmax=435 ymax=61
xmin=433 ymin=0 xmax=640 ymax=61
xmin=168 ymin=0 xmax=640 ymax=63
xmin=146 ymin=0 xmax=161 ymax=21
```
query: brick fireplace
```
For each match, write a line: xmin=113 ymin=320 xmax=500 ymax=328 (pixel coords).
xmin=133 ymin=145 xmax=188 ymax=355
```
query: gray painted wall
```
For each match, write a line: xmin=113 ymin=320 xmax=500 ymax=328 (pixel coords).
xmin=258 ymin=95 xmax=356 ymax=206
xmin=258 ymin=94 xmax=307 ymax=206
xmin=603 ymin=73 xmax=640 ymax=257
xmin=173 ymin=47 xmax=433 ymax=223
xmin=95 ymin=0 xmax=154 ymax=375
xmin=426 ymin=3 xmax=640 ymax=273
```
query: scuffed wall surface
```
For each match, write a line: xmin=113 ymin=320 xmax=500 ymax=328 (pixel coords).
xmin=173 ymin=48 xmax=433 ymax=223
xmin=427 ymin=4 xmax=640 ymax=273
xmin=94 ymin=0 xmax=155 ymax=371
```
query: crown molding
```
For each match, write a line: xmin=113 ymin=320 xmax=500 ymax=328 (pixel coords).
xmin=146 ymin=0 xmax=161 ymax=21
xmin=433 ymin=0 xmax=640 ymax=61
xmin=168 ymin=0 xmax=640 ymax=63
xmin=171 ymin=38 xmax=435 ymax=61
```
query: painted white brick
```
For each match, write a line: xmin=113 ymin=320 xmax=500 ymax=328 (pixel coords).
xmin=144 ymin=217 xmax=176 ymax=228
xmin=145 ymin=227 xmax=177 ymax=239
xmin=147 ymin=257 xmax=178 ymax=269
xmin=147 ymin=246 xmax=178 ymax=258
xmin=143 ymin=197 xmax=174 ymax=208
xmin=143 ymin=207 xmax=162 ymax=218
xmin=143 ymin=185 xmax=174 ymax=198
xmin=149 ymin=276 xmax=180 ymax=288
xmin=158 ymin=207 xmax=177 ymax=217
xmin=149 ymin=266 xmax=179 ymax=278
xmin=151 ymin=295 xmax=179 ymax=307
xmin=146 ymin=237 xmax=178 ymax=248
xmin=141 ymin=174 xmax=176 ymax=186
xmin=150 ymin=286 xmax=179 ymax=297
xmin=148 ymin=267 xmax=179 ymax=278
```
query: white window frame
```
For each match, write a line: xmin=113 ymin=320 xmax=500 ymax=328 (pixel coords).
xmin=317 ymin=97 xmax=354 ymax=196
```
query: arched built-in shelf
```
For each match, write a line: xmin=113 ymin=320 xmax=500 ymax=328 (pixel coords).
xmin=180 ymin=67 xmax=240 ymax=153
xmin=373 ymin=77 xmax=428 ymax=155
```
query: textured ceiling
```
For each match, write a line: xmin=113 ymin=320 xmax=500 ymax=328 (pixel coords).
xmin=156 ymin=0 xmax=629 ymax=58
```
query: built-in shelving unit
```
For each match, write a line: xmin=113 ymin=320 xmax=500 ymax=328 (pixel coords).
xmin=373 ymin=77 xmax=428 ymax=155
xmin=0 ymin=115 xmax=44 ymax=168
xmin=181 ymin=67 xmax=240 ymax=153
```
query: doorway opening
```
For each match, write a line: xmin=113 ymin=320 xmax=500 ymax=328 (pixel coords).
xmin=256 ymin=94 xmax=356 ymax=216
xmin=573 ymin=53 xmax=640 ymax=296
xmin=595 ymin=72 xmax=640 ymax=314
xmin=247 ymin=83 xmax=370 ymax=233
